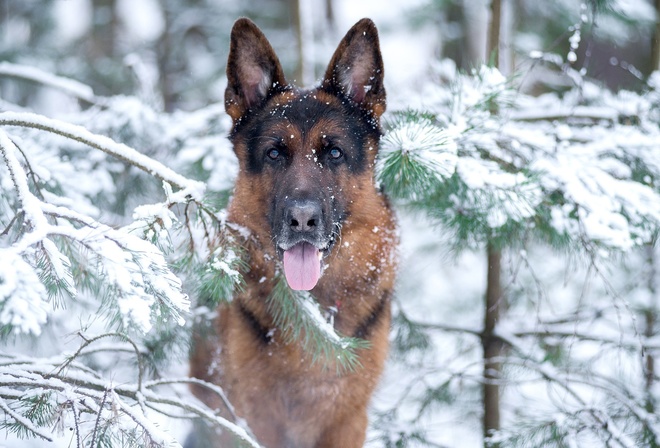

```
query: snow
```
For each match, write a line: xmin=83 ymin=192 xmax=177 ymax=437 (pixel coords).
xmin=116 ymin=0 xmax=165 ymax=42
xmin=381 ymin=118 xmax=458 ymax=181
xmin=41 ymin=238 xmax=77 ymax=297
xmin=0 ymin=251 xmax=49 ymax=335
xmin=456 ymin=157 xmax=542 ymax=228
xmin=1 ymin=119 xmax=190 ymax=335
xmin=52 ymin=0 xmax=92 ymax=43
xmin=0 ymin=111 xmax=206 ymax=200
xmin=210 ymin=246 xmax=241 ymax=282
xmin=0 ymin=62 xmax=96 ymax=103
xmin=298 ymin=292 xmax=341 ymax=343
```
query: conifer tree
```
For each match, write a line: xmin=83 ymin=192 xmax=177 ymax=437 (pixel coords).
xmin=376 ymin=2 xmax=660 ymax=446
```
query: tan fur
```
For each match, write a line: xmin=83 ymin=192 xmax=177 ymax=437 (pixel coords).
xmin=190 ymin=18 xmax=396 ymax=448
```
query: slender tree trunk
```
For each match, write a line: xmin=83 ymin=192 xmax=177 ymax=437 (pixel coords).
xmin=482 ymin=244 xmax=503 ymax=446
xmin=645 ymin=0 xmax=658 ymax=424
xmin=487 ymin=0 xmax=502 ymax=67
xmin=325 ymin=0 xmax=335 ymax=32
xmin=157 ymin=0 xmax=175 ymax=112
xmin=91 ymin=0 xmax=118 ymax=59
xmin=644 ymin=244 xmax=657 ymax=415
xmin=292 ymin=0 xmax=314 ymax=86
xmin=652 ymin=0 xmax=660 ymax=71
xmin=483 ymin=1 xmax=504 ymax=446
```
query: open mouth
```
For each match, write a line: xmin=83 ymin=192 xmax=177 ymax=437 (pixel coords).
xmin=280 ymin=239 xmax=334 ymax=291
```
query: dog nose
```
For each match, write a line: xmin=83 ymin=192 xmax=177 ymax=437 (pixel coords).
xmin=286 ymin=199 xmax=322 ymax=232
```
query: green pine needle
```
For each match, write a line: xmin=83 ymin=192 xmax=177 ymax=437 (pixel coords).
xmin=379 ymin=113 xmax=457 ymax=201
xmin=266 ymin=276 xmax=370 ymax=374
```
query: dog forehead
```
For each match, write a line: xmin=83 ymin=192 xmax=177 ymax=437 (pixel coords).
xmin=263 ymin=89 xmax=347 ymax=136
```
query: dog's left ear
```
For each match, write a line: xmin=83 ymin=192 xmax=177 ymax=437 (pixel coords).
xmin=225 ymin=18 xmax=287 ymax=122
xmin=321 ymin=18 xmax=386 ymax=119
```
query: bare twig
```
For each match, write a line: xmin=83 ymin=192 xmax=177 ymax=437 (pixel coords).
xmin=145 ymin=377 xmax=239 ymax=423
xmin=70 ymin=399 xmax=82 ymax=448
xmin=56 ymin=332 xmax=145 ymax=394
xmin=0 ymin=211 xmax=22 ymax=237
xmin=90 ymin=388 xmax=109 ymax=447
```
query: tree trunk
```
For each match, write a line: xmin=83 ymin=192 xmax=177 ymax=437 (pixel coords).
xmin=325 ymin=0 xmax=336 ymax=32
xmin=157 ymin=0 xmax=176 ymax=112
xmin=652 ymin=0 xmax=660 ymax=71
xmin=644 ymin=244 xmax=657 ymax=415
xmin=487 ymin=0 xmax=502 ymax=67
xmin=291 ymin=0 xmax=314 ymax=86
xmin=482 ymin=244 xmax=503 ymax=446
xmin=483 ymin=1 xmax=504 ymax=446
xmin=91 ymin=0 xmax=118 ymax=59
xmin=645 ymin=0 xmax=658 ymax=422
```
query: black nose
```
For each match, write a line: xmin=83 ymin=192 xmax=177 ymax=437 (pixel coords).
xmin=286 ymin=199 xmax=322 ymax=233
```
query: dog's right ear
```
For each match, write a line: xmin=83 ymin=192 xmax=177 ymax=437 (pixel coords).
xmin=225 ymin=18 xmax=287 ymax=122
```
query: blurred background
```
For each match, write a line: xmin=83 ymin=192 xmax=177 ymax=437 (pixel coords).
xmin=1 ymin=0 xmax=657 ymax=113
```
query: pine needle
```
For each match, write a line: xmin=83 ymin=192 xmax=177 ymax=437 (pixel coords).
xmin=266 ymin=276 xmax=370 ymax=374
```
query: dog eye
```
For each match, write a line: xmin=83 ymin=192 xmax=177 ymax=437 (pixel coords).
xmin=329 ymin=147 xmax=343 ymax=160
xmin=266 ymin=148 xmax=281 ymax=160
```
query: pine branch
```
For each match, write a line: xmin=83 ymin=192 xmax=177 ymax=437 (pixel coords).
xmin=0 ymin=396 xmax=54 ymax=442
xmin=0 ymin=134 xmax=190 ymax=334
xmin=266 ymin=276 xmax=370 ymax=373
xmin=379 ymin=113 xmax=457 ymax=200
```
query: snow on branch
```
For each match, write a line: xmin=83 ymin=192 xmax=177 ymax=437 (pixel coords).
xmin=0 ymin=341 xmax=261 ymax=447
xmin=381 ymin=63 xmax=660 ymax=252
xmin=0 ymin=111 xmax=205 ymax=199
xmin=0 ymin=126 xmax=192 ymax=336
xmin=267 ymin=276 xmax=370 ymax=372
xmin=0 ymin=62 xmax=97 ymax=104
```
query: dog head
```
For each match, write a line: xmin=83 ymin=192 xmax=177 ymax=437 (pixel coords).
xmin=225 ymin=18 xmax=386 ymax=291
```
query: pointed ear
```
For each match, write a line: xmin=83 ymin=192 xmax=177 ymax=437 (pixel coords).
xmin=321 ymin=18 xmax=386 ymax=119
xmin=225 ymin=18 xmax=287 ymax=122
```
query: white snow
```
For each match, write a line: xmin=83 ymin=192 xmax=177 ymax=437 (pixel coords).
xmin=381 ymin=118 xmax=458 ymax=181
xmin=210 ymin=246 xmax=241 ymax=282
xmin=298 ymin=292 xmax=341 ymax=343
xmin=0 ymin=250 xmax=49 ymax=335
xmin=0 ymin=111 xmax=206 ymax=200
xmin=0 ymin=62 xmax=96 ymax=102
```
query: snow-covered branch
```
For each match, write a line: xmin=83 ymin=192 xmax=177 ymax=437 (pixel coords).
xmin=0 ymin=359 xmax=261 ymax=447
xmin=0 ymin=111 xmax=205 ymax=198
xmin=0 ymin=62 xmax=97 ymax=104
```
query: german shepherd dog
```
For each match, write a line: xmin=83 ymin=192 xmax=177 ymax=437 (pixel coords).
xmin=189 ymin=17 xmax=397 ymax=448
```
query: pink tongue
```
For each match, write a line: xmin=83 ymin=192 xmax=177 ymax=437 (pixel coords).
xmin=283 ymin=242 xmax=321 ymax=291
